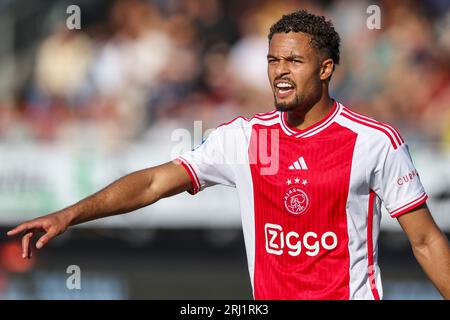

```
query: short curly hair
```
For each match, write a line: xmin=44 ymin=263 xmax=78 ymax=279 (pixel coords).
xmin=268 ymin=10 xmax=340 ymax=67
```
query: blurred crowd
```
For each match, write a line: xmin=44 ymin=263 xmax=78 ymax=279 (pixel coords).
xmin=0 ymin=0 xmax=449 ymax=151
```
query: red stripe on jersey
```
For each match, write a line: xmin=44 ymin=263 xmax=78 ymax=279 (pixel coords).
xmin=341 ymin=112 xmax=399 ymax=149
xmin=367 ymin=191 xmax=381 ymax=300
xmin=217 ymin=113 xmax=278 ymax=129
xmin=177 ymin=156 xmax=201 ymax=194
xmin=217 ymin=116 xmax=250 ymax=129
xmin=256 ymin=110 xmax=277 ymax=118
xmin=390 ymin=193 xmax=428 ymax=218
xmin=343 ymin=107 xmax=404 ymax=145
xmin=254 ymin=114 xmax=278 ymax=121
xmin=343 ymin=107 xmax=404 ymax=144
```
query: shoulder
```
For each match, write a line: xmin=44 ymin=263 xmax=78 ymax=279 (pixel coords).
xmin=217 ymin=110 xmax=280 ymax=130
xmin=336 ymin=103 xmax=405 ymax=150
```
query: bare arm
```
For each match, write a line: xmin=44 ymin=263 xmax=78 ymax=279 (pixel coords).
xmin=7 ymin=160 xmax=192 ymax=258
xmin=397 ymin=204 xmax=450 ymax=299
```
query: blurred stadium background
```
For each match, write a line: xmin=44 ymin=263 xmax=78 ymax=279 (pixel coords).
xmin=0 ymin=0 xmax=449 ymax=299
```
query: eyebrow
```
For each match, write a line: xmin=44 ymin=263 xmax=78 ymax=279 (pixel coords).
xmin=267 ymin=54 xmax=305 ymax=60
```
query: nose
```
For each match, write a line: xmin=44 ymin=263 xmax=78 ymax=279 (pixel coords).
xmin=274 ymin=60 xmax=291 ymax=79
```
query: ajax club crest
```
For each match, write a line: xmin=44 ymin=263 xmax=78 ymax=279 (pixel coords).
xmin=284 ymin=187 xmax=310 ymax=216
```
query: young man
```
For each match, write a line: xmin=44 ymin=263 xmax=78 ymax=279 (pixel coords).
xmin=7 ymin=10 xmax=450 ymax=300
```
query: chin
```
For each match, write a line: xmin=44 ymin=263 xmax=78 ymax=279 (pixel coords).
xmin=274 ymin=93 xmax=304 ymax=112
xmin=275 ymin=100 xmax=297 ymax=112
xmin=275 ymin=104 xmax=292 ymax=112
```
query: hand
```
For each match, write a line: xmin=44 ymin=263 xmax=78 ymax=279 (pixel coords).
xmin=6 ymin=212 xmax=71 ymax=259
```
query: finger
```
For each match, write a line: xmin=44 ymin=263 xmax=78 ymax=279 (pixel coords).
xmin=22 ymin=231 xmax=34 ymax=259
xmin=7 ymin=223 xmax=30 ymax=236
xmin=36 ymin=230 xmax=56 ymax=249
xmin=7 ymin=221 xmax=41 ymax=236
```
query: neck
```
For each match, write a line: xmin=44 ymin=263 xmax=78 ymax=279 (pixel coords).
xmin=286 ymin=94 xmax=334 ymax=130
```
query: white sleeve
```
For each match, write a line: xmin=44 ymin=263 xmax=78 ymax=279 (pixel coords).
xmin=370 ymin=141 xmax=428 ymax=218
xmin=176 ymin=122 xmax=242 ymax=195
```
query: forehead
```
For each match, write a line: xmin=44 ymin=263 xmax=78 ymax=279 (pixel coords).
xmin=268 ymin=32 xmax=314 ymax=57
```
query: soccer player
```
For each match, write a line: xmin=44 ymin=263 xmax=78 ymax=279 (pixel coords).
xmin=7 ymin=10 xmax=450 ymax=299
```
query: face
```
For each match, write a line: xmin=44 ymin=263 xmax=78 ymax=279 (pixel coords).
xmin=267 ymin=32 xmax=328 ymax=112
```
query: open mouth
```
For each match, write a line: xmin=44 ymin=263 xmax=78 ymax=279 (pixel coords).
xmin=275 ymin=82 xmax=295 ymax=99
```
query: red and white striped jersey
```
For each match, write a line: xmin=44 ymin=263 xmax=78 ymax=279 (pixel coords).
xmin=177 ymin=100 xmax=427 ymax=300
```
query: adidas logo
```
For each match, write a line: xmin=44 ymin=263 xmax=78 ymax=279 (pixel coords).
xmin=289 ymin=157 xmax=308 ymax=170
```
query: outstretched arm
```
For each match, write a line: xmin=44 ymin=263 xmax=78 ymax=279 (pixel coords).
xmin=7 ymin=160 xmax=192 ymax=258
xmin=397 ymin=204 xmax=450 ymax=299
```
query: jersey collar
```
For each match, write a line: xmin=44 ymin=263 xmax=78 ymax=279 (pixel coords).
xmin=279 ymin=100 xmax=341 ymax=138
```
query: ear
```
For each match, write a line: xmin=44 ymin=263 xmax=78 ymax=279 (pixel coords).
xmin=320 ymin=58 xmax=334 ymax=81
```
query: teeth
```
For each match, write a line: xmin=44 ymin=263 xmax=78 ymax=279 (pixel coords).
xmin=276 ymin=83 xmax=294 ymax=89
